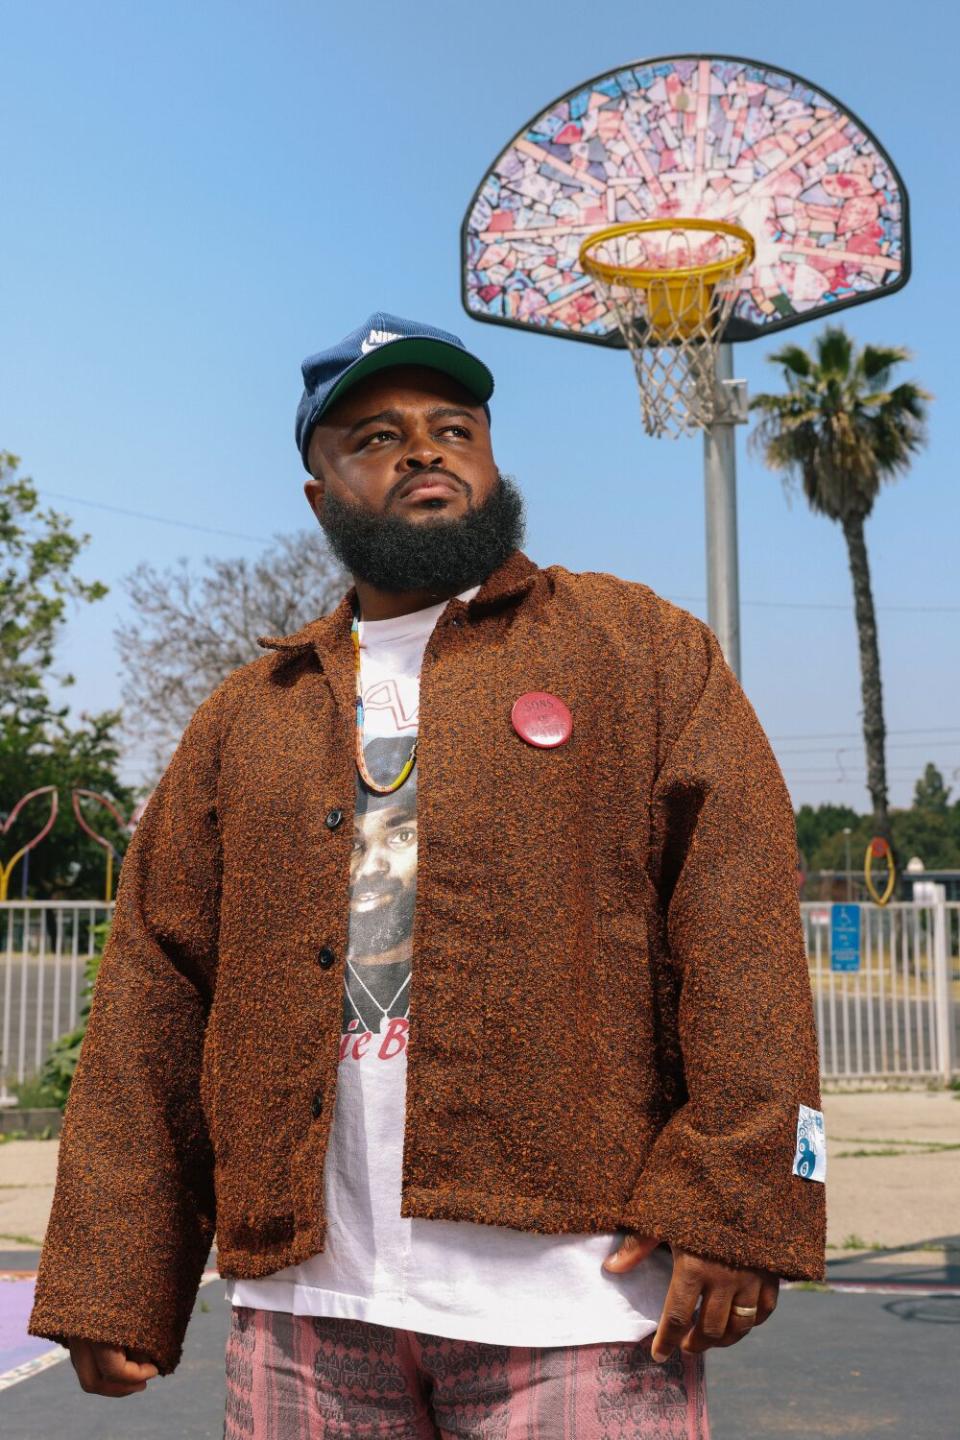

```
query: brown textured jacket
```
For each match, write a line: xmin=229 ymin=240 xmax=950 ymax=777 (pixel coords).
xmin=29 ymin=549 xmax=825 ymax=1375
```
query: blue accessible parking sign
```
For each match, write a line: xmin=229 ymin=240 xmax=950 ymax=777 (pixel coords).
xmin=830 ymin=903 xmax=861 ymax=972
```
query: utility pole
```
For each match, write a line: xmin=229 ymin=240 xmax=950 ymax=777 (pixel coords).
xmin=703 ymin=344 xmax=746 ymax=679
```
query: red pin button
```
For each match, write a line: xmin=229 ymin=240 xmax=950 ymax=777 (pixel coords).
xmin=511 ymin=692 xmax=573 ymax=749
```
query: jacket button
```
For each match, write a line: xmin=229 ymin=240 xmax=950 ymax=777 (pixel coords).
xmin=325 ymin=808 xmax=344 ymax=830
xmin=317 ymin=946 xmax=336 ymax=969
xmin=310 ymin=1092 xmax=323 ymax=1118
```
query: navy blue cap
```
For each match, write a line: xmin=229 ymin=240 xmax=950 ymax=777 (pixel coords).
xmin=295 ymin=310 xmax=495 ymax=471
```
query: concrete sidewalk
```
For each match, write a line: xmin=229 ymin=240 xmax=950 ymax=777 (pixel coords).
xmin=818 ymin=1088 xmax=960 ymax=1261
xmin=2 ymin=1088 xmax=959 ymax=1258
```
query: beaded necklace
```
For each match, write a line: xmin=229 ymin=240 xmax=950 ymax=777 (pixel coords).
xmin=351 ymin=601 xmax=418 ymax=795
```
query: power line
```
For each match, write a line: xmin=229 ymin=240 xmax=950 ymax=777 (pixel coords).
xmin=782 ymin=770 xmax=955 ymax=780
xmin=38 ymin=488 xmax=271 ymax=546
xmin=768 ymin=726 xmax=960 ymax=741
xmin=784 ymin=770 xmax=958 ymax=777
xmin=776 ymin=740 xmax=960 ymax=757
xmin=33 ymin=488 xmax=960 ymax=615
xmin=666 ymin=593 xmax=960 ymax=615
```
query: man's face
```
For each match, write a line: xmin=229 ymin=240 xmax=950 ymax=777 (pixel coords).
xmin=303 ymin=363 xmax=524 ymax=596
xmin=304 ymin=365 xmax=499 ymax=523
xmin=349 ymin=796 xmax=418 ymax=959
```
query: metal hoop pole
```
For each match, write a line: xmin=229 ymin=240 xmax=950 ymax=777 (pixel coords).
xmin=703 ymin=344 xmax=742 ymax=679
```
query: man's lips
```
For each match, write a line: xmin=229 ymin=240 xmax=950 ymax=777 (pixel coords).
xmin=396 ymin=473 xmax=463 ymax=502
xmin=355 ymin=889 xmax=396 ymax=912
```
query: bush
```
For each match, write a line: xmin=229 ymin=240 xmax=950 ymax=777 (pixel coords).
xmin=40 ymin=920 xmax=110 ymax=1108
xmin=9 ymin=1074 xmax=62 ymax=1108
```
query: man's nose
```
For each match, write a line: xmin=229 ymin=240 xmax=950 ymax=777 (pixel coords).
xmin=357 ymin=843 xmax=390 ymax=877
xmin=402 ymin=450 xmax=443 ymax=470
xmin=401 ymin=428 xmax=445 ymax=469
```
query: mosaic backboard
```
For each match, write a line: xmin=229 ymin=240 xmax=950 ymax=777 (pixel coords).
xmin=461 ymin=55 xmax=910 ymax=345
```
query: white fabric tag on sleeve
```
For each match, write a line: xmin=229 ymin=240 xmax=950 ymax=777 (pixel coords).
xmin=792 ymin=1104 xmax=827 ymax=1182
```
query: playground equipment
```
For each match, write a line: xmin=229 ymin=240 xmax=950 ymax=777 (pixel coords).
xmin=71 ymin=790 xmax=138 ymax=903
xmin=0 ymin=788 xmax=139 ymax=903
xmin=0 ymin=787 xmax=58 ymax=902
xmin=865 ymin=835 xmax=897 ymax=906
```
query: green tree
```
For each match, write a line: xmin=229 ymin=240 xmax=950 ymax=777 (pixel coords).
xmin=0 ymin=453 xmax=107 ymax=725
xmin=0 ymin=452 xmax=129 ymax=896
xmin=750 ymin=327 xmax=931 ymax=864
xmin=913 ymin=762 xmax=951 ymax=815
xmin=0 ymin=709 xmax=137 ymax=899
xmin=891 ymin=762 xmax=960 ymax=870
xmin=795 ymin=801 xmax=861 ymax=870
xmin=891 ymin=808 xmax=958 ymax=871
xmin=807 ymin=816 xmax=875 ymax=879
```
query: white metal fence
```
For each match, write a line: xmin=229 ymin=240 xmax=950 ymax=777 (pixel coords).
xmin=1 ymin=900 xmax=958 ymax=1097
xmin=0 ymin=901 xmax=114 ymax=1102
xmin=803 ymin=900 xmax=959 ymax=1083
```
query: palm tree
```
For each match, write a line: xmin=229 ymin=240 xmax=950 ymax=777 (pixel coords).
xmin=749 ymin=325 xmax=931 ymax=860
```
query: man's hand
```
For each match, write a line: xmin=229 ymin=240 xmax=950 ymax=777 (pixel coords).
xmin=602 ymin=1233 xmax=779 ymax=1361
xmin=68 ymin=1338 xmax=159 ymax=1396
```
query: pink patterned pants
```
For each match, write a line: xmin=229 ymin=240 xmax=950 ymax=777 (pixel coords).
xmin=223 ymin=1306 xmax=709 ymax=1439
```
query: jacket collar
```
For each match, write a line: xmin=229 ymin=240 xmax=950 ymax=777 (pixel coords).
xmin=257 ymin=549 xmax=540 ymax=654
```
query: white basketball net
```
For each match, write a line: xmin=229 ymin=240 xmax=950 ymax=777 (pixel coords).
xmin=582 ymin=225 xmax=751 ymax=439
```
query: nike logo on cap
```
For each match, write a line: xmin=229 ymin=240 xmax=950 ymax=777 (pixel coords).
xmin=360 ymin=328 xmax=402 ymax=355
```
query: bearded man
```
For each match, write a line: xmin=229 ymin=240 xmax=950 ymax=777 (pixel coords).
xmin=30 ymin=312 xmax=826 ymax=1438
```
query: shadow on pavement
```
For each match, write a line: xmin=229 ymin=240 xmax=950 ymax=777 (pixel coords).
xmin=884 ymin=1294 xmax=960 ymax=1325
xmin=825 ymin=1232 xmax=960 ymax=1289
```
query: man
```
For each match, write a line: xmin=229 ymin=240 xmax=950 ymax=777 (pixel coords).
xmin=30 ymin=312 xmax=826 ymax=1436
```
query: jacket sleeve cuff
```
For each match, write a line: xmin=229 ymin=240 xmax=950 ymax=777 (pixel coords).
xmin=26 ymin=1224 xmax=213 ymax=1377
xmin=619 ymin=1098 xmax=827 ymax=1281
xmin=27 ymin=1306 xmax=186 ymax=1379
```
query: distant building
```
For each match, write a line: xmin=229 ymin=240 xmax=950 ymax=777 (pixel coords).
xmin=801 ymin=866 xmax=960 ymax=903
xmin=902 ymin=869 xmax=960 ymax=902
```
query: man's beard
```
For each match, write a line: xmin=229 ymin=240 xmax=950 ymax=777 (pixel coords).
xmin=318 ymin=471 xmax=525 ymax=594
xmin=350 ymin=878 xmax=417 ymax=959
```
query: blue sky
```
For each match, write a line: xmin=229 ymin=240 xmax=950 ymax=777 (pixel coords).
xmin=1 ymin=0 xmax=956 ymax=812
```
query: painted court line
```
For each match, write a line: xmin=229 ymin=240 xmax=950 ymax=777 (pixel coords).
xmin=0 ymin=1270 xmax=221 ymax=1393
xmin=786 ymin=1279 xmax=960 ymax=1297
xmin=0 ymin=1345 xmax=69 ymax=1392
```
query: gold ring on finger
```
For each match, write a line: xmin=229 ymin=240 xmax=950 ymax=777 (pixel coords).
xmin=732 ymin=1305 xmax=758 ymax=1318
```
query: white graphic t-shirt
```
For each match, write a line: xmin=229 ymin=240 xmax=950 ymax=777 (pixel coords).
xmin=227 ymin=589 xmax=672 ymax=1343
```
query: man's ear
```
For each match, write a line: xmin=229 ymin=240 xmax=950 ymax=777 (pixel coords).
xmin=304 ymin=474 xmax=325 ymax=520
xmin=305 ymin=428 xmax=330 ymax=507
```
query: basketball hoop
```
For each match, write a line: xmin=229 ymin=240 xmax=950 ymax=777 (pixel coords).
xmin=579 ymin=219 xmax=755 ymax=439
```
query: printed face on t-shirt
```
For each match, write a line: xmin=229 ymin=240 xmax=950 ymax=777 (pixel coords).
xmin=349 ymin=798 xmax=417 ymax=960
xmin=349 ymin=735 xmax=418 ymax=966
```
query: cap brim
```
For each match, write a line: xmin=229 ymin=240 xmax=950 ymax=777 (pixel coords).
xmin=316 ymin=337 xmax=494 ymax=423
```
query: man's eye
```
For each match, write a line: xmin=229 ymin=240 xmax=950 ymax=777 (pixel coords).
xmin=361 ymin=431 xmax=396 ymax=446
xmin=441 ymin=425 xmax=470 ymax=438
xmin=388 ymin=826 xmax=416 ymax=848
